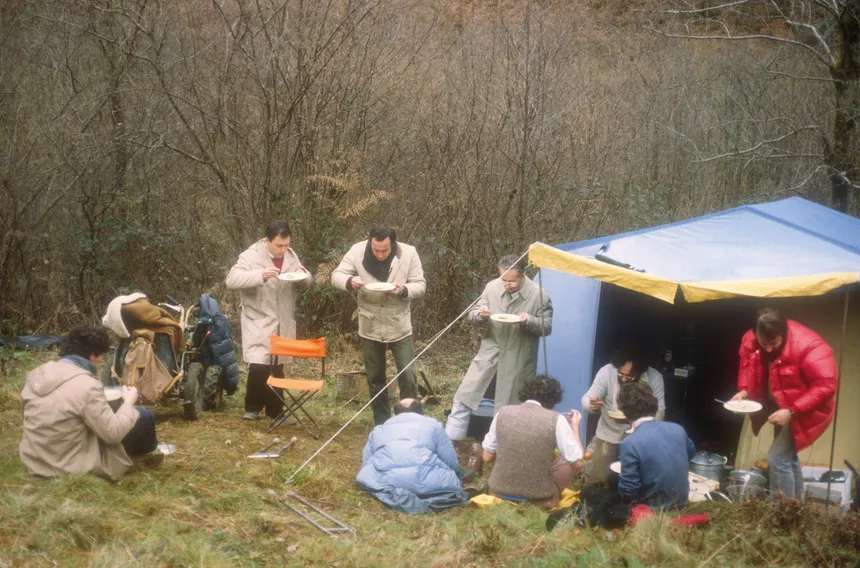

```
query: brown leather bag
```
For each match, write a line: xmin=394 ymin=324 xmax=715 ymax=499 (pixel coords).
xmin=121 ymin=337 xmax=174 ymax=403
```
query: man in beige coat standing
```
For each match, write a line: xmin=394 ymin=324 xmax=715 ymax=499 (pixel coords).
xmin=19 ymin=326 xmax=160 ymax=480
xmin=331 ymin=227 xmax=426 ymax=425
xmin=446 ymin=254 xmax=553 ymax=446
xmin=226 ymin=220 xmax=311 ymax=420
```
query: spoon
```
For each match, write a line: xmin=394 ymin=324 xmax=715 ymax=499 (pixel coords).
xmin=714 ymin=398 xmax=728 ymax=405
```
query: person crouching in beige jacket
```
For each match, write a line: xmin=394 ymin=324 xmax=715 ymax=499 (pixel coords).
xmin=226 ymin=220 xmax=311 ymax=420
xmin=331 ymin=227 xmax=426 ymax=425
xmin=19 ymin=326 xmax=160 ymax=480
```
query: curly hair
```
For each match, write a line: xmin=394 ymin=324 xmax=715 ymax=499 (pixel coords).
xmin=59 ymin=326 xmax=111 ymax=359
xmin=616 ymin=381 xmax=658 ymax=422
xmin=518 ymin=374 xmax=564 ymax=409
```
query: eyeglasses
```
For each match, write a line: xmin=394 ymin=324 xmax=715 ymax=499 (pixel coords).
xmin=617 ymin=371 xmax=637 ymax=382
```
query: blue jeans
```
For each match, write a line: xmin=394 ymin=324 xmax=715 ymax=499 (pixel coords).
xmin=122 ymin=408 xmax=159 ymax=457
xmin=768 ymin=424 xmax=803 ymax=499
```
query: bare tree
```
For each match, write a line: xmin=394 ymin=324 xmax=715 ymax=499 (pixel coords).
xmin=3 ymin=0 xmax=845 ymax=334
xmin=649 ymin=0 xmax=860 ymax=212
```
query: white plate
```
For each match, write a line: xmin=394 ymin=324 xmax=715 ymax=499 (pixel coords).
xmin=607 ymin=409 xmax=627 ymax=420
xmin=104 ymin=386 xmax=122 ymax=401
xmin=490 ymin=313 xmax=521 ymax=324
xmin=610 ymin=461 xmax=622 ymax=474
xmin=723 ymin=400 xmax=763 ymax=414
xmin=277 ymin=271 xmax=309 ymax=282
xmin=364 ymin=282 xmax=397 ymax=292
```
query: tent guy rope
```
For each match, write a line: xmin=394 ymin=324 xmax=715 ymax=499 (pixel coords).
xmin=284 ymin=249 xmax=531 ymax=484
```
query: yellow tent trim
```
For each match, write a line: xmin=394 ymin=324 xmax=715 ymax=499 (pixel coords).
xmin=528 ymin=242 xmax=859 ymax=304
xmin=679 ymin=272 xmax=859 ymax=302
xmin=528 ymin=242 xmax=680 ymax=303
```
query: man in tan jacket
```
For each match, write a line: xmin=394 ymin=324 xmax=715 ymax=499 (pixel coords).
xmin=19 ymin=326 xmax=160 ymax=480
xmin=226 ymin=220 xmax=311 ymax=420
xmin=331 ymin=227 xmax=426 ymax=425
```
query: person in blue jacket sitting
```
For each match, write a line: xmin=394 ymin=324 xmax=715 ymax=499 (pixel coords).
xmin=617 ymin=380 xmax=696 ymax=509
xmin=355 ymin=398 xmax=469 ymax=514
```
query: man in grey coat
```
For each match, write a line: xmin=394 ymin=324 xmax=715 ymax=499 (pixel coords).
xmin=226 ymin=220 xmax=310 ymax=420
xmin=445 ymin=254 xmax=553 ymax=445
xmin=331 ymin=227 xmax=426 ymax=425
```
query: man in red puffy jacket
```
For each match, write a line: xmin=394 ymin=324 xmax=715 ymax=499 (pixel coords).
xmin=730 ymin=308 xmax=837 ymax=499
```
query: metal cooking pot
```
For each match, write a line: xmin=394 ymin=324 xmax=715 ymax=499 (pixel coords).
xmin=727 ymin=469 xmax=767 ymax=487
xmin=689 ymin=450 xmax=728 ymax=482
xmin=725 ymin=483 xmax=767 ymax=501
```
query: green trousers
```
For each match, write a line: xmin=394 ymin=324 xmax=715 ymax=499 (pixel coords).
xmin=360 ymin=336 xmax=418 ymax=425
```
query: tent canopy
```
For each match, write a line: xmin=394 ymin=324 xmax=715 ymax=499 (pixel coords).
xmin=530 ymin=197 xmax=860 ymax=303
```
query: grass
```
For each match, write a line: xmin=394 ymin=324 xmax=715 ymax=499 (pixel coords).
xmin=2 ymin=340 xmax=860 ymax=567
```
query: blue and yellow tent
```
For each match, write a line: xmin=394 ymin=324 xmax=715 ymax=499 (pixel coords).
xmin=531 ymin=197 xmax=860 ymax=469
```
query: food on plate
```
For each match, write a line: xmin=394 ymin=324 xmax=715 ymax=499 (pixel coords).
xmin=490 ymin=313 xmax=521 ymax=324
xmin=723 ymin=400 xmax=763 ymax=413
xmin=277 ymin=271 xmax=309 ymax=282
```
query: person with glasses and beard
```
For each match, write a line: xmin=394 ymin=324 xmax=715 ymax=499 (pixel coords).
xmin=331 ymin=227 xmax=426 ymax=425
xmin=581 ymin=344 xmax=665 ymax=484
xmin=730 ymin=308 xmax=837 ymax=499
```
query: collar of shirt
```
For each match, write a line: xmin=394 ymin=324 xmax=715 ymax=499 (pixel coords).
xmin=630 ymin=416 xmax=655 ymax=432
xmin=501 ymin=289 xmax=521 ymax=301
xmin=523 ymin=400 xmax=544 ymax=408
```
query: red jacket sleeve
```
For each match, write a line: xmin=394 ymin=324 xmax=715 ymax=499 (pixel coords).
xmin=791 ymin=338 xmax=837 ymax=414
xmin=737 ymin=332 xmax=755 ymax=393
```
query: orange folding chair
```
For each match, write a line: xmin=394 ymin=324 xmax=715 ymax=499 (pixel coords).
xmin=266 ymin=335 xmax=326 ymax=439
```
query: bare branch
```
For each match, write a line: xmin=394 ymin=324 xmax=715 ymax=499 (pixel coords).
xmin=648 ymin=120 xmax=703 ymax=160
xmin=765 ymin=67 xmax=836 ymax=83
xmin=807 ymin=0 xmax=841 ymax=18
xmin=784 ymin=19 xmax=835 ymax=66
xmin=645 ymin=27 xmax=834 ymax=67
xmin=692 ymin=125 xmax=820 ymax=163
xmin=644 ymin=0 xmax=753 ymax=15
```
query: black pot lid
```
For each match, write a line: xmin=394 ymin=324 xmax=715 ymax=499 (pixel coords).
xmin=690 ymin=450 xmax=727 ymax=465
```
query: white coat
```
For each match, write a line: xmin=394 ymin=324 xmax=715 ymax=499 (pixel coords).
xmin=225 ymin=240 xmax=309 ymax=364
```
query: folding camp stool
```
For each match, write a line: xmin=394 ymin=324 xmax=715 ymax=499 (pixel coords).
xmin=266 ymin=335 xmax=326 ymax=439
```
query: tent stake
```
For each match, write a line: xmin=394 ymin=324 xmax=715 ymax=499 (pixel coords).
xmin=826 ymin=291 xmax=850 ymax=514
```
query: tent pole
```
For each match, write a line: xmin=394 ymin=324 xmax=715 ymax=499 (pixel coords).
xmin=538 ymin=267 xmax=549 ymax=375
xmin=825 ymin=290 xmax=850 ymax=514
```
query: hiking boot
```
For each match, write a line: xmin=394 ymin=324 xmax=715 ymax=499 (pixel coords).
xmin=466 ymin=443 xmax=483 ymax=475
xmin=243 ymin=411 xmax=261 ymax=420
